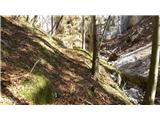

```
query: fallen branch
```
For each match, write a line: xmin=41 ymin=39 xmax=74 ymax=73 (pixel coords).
xmin=29 ymin=59 xmax=40 ymax=73
xmin=0 ymin=39 xmax=12 ymax=49
xmin=9 ymin=74 xmax=30 ymax=80
xmin=9 ymin=59 xmax=40 ymax=80
xmin=84 ymin=100 xmax=93 ymax=105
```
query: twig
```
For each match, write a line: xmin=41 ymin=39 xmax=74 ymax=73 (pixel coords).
xmin=111 ymin=47 xmax=119 ymax=53
xmin=84 ymin=100 xmax=93 ymax=105
xmin=0 ymin=39 xmax=12 ymax=49
xmin=29 ymin=59 xmax=40 ymax=73
xmin=9 ymin=74 xmax=30 ymax=80
xmin=9 ymin=59 xmax=40 ymax=80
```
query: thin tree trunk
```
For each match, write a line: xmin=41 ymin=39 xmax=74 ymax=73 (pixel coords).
xmin=51 ymin=16 xmax=63 ymax=35
xmin=118 ymin=16 xmax=121 ymax=35
xmin=88 ymin=17 xmax=94 ymax=52
xmin=31 ymin=15 xmax=38 ymax=27
xmin=49 ymin=16 xmax=55 ymax=35
xmin=143 ymin=16 xmax=160 ymax=105
xmin=91 ymin=16 xmax=111 ymax=78
xmin=50 ymin=16 xmax=54 ymax=35
xmin=54 ymin=16 xmax=63 ymax=31
xmin=91 ymin=16 xmax=99 ymax=77
xmin=82 ymin=16 xmax=85 ymax=49
xmin=26 ymin=15 xmax=29 ymax=22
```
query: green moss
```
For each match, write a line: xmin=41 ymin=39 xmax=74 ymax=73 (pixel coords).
xmin=73 ymin=48 xmax=92 ymax=61
xmin=100 ymin=59 xmax=118 ymax=72
xmin=74 ymin=47 xmax=118 ymax=71
xmin=17 ymin=72 xmax=56 ymax=104
xmin=73 ymin=49 xmax=133 ymax=104
xmin=40 ymin=58 xmax=47 ymax=65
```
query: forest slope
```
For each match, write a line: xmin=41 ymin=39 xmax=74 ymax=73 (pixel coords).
xmin=0 ymin=16 xmax=132 ymax=105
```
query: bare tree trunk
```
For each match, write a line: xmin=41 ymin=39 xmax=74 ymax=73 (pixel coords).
xmin=54 ymin=16 xmax=63 ymax=31
xmin=143 ymin=16 xmax=160 ymax=105
xmin=91 ymin=16 xmax=99 ymax=77
xmin=51 ymin=16 xmax=63 ymax=35
xmin=88 ymin=17 xmax=94 ymax=52
xmin=50 ymin=16 xmax=54 ymax=34
xmin=91 ymin=16 xmax=111 ymax=77
xmin=117 ymin=16 xmax=121 ymax=35
xmin=31 ymin=15 xmax=38 ymax=27
xmin=26 ymin=15 xmax=29 ymax=22
xmin=82 ymin=16 xmax=85 ymax=50
xmin=49 ymin=16 xmax=55 ymax=35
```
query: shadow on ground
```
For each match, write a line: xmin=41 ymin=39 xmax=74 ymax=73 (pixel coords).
xmin=1 ymin=16 xmax=125 ymax=105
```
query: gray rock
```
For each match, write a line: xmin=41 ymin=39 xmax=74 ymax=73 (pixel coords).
xmin=126 ymin=88 xmax=140 ymax=99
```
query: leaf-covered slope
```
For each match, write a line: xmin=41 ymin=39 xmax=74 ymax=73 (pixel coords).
xmin=0 ymin=16 xmax=132 ymax=105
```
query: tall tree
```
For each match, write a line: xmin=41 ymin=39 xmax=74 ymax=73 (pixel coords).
xmin=51 ymin=16 xmax=54 ymax=28
xmin=91 ymin=16 xmax=112 ymax=77
xmin=49 ymin=16 xmax=54 ymax=35
xmin=31 ymin=15 xmax=38 ymax=27
xmin=82 ymin=16 xmax=85 ymax=49
xmin=91 ymin=16 xmax=99 ymax=77
xmin=88 ymin=18 xmax=94 ymax=52
xmin=50 ymin=16 xmax=63 ymax=35
xmin=26 ymin=15 xmax=29 ymax=22
xmin=143 ymin=16 xmax=160 ymax=105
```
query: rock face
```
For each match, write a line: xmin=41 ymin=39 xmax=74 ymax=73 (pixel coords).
xmin=119 ymin=16 xmax=143 ymax=34
xmin=113 ymin=43 xmax=152 ymax=78
xmin=114 ymin=43 xmax=151 ymax=77
xmin=55 ymin=16 xmax=85 ymax=49
xmin=124 ymin=87 xmax=144 ymax=104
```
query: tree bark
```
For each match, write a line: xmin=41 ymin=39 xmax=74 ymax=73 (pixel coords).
xmin=91 ymin=16 xmax=99 ymax=77
xmin=54 ymin=16 xmax=63 ymax=31
xmin=26 ymin=15 xmax=29 ymax=22
xmin=50 ymin=16 xmax=63 ymax=35
xmin=31 ymin=15 xmax=38 ymax=27
xmin=50 ymin=16 xmax=54 ymax=35
xmin=82 ymin=16 xmax=85 ymax=50
xmin=88 ymin=17 xmax=94 ymax=52
xmin=143 ymin=16 xmax=160 ymax=105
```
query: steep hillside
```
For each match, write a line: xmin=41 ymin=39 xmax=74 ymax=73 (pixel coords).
xmin=0 ymin=16 xmax=132 ymax=105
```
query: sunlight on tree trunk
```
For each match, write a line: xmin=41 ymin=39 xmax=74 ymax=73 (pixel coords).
xmin=91 ymin=16 xmax=99 ymax=78
xmin=143 ymin=16 xmax=160 ymax=105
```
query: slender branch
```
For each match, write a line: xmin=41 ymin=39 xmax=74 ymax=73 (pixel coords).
xmin=9 ymin=59 xmax=40 ymax=80
xmin=84 ymin=100 xmax=93 ymax=105
xmin=29 ymin=59 xmax=40 ymax=73
xmin=102 ymin=16 xmax=111 ymax=37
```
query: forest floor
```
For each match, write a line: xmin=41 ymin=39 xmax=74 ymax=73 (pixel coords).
xmin=0 ymin=16 xmax=132 ymax=105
